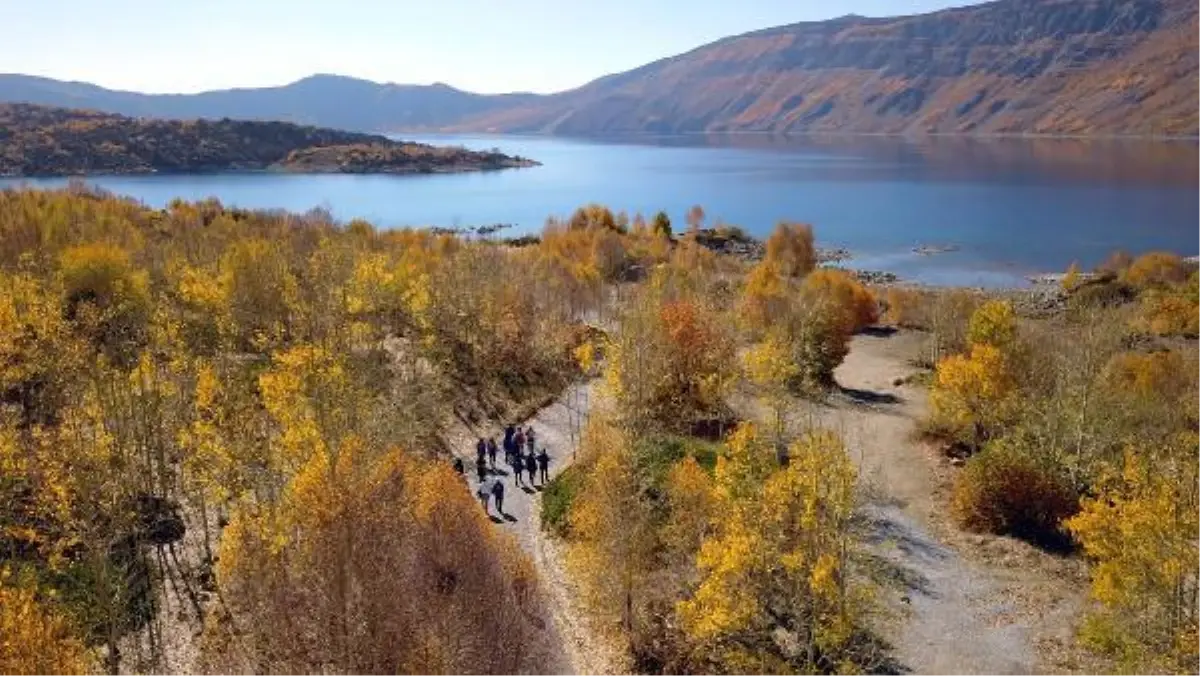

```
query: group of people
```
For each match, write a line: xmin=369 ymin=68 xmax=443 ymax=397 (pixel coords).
xmin=453 ymin=423 xmax=551 ymax=517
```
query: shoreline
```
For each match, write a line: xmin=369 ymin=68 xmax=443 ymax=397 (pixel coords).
xmin=0 ymin=159 xmax=540 ymax=180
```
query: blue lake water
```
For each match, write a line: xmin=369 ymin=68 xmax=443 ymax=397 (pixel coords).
xmin=3 ymin=134 xmax=1196 ymax=287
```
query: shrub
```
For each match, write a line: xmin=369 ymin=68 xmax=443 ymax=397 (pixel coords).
xmin=0 ymin=572 xmax=94 ymax=674
xmin=1068 ymin=277 xmax=1138 ymax=311
xmin=764 ymin=221 xmax=816 ymax=278
xmin=1123 ymin=251 xmax=1189 ymax=290
xmin=883 ymin=287 xmax=927 ymax=328
xmin=951 ymin=442 xmax=1078 ymax=549
xmin=927 ymin=344 xmax=1016 ymax=449
xmin=541 ymin=465 xmax=583 ymax=537
xmin=652 ymin=211 xmax=672 ymax=239
xmin=967 ymin=299 xmax=1016 ymax=348
xmin=59 ymin=243 xmax=151 ymax=366
xmin=1130 ymin=272 xmax=1199 ymax=337
xmin=802 ymin=267 xmax=878 ymax=334
xmin=1066 ymin=440 xmax=1198 ymax=673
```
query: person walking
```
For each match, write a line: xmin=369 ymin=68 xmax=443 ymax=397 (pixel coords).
xmin=525 ymin=448 xmax=537 ymax=486
xmin=525 ymin=427 xmax=537 ymax=457
xmin=476 ymin=479 xmax=491 ymax=514
xmin=475 ymin=456 xmax=488 ymax=483
xmin=512 ymin=452 xmax=524 ymax=488
xmin=486 ymin=437 xmax=499 ymax=468
xmin=491 ymin=478 xmax=506 ymax=515
xmin=537 ymin=448 xmax=550 ymax=484
xmin=475 ymin=438 xmax=487 ymax=465
xmin=514 ymin=428 xmax=526 ymax=462
xmin=503 ymin=431 xmax=515 ymax=466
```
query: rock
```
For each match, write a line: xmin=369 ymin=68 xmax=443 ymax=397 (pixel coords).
xmin=912 ymin=244 xmax=960 ymax=256
xmin=950 ymin=457 xmax=966 ymax=467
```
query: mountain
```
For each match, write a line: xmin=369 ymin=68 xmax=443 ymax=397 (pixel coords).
xmin=0 ymin=0 xmax=1195 ymax=137
xmin=0 ymin=103 xmax=536 ymax=177
xmin=455 ymin=0 xmax=1198 ymax=136
xmin=0 ymin=74 xmax=538 ymax=133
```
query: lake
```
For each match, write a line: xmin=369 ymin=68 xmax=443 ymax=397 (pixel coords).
xmin=3 ymin=134 xmax=1196 ymax=287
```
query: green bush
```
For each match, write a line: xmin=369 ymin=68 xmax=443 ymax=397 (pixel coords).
xmin=951 ymin=441 xmax=1078 ymax=550
xmin=541 ymin=465 xmax=583 ymax=537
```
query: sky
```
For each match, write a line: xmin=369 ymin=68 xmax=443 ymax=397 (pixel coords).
xmin=5 ymin=0 xmax=982 ymax=94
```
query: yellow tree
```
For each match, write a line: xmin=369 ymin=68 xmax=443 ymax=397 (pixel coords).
xmin=743 ymin=329 xmax=799 ymax=445
xmin=1066 ymin=435 xmax=1199 ymax=674
xmin=764 ymin=222 xmax=816 ymax=278
xmin=739 ymin=258 xmax=789 ymax=333
xmin=677 ymin=424 xmax=864 ymax=672
xmin=0 ymin=571 xmax=94 ymax=675
xmin=928 ymin=343 xmax=1016 ymax=449
xmin=567 ymin=417 xmax=657 ymax=640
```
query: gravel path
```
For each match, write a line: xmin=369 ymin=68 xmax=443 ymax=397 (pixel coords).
xmin=822 ymin=330 xmax=1079 ymax=674
xmin=449 ymin=380 xmax=624 ymax=675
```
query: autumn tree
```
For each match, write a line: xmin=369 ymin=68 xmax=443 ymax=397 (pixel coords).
xmin=677 ymin=424 xmax=870 ymax=673
xmin=566 ymin=417 xmax=658 ymax=647
xmin=653 ymin=210 xmax=673 ymax=239
xmin=927 ymin=300 xmax=1020 ymax=450
xmin=0 ymin=572 xmax=94 ymax=674
xmin=1066 ymin=434 xmax=1199 ymax=674
xmin=59 ymin=243 xmax=151 ymax=366
xmin=1123 ymin=251 xmax=1190 ymax=290
xmin=764 ymin=221 xmax=816 ymax=278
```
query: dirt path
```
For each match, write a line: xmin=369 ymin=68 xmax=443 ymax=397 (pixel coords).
xmin=449 ymin=380 xmax=625 ymax=675
xmin=818 ymin=330 xmax=1085 ymax=674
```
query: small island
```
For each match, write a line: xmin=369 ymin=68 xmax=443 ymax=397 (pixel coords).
xmin=0 ymin=103 xmax=538 ymax=177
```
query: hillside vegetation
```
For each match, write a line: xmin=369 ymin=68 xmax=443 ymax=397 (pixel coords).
xmin=459 ymin=0 xmax=1197 ymax=136
xmin=0 ymin=103 xmax=536 ymax=177
xmin=0 ymin=188 xmax=1195 ymax=674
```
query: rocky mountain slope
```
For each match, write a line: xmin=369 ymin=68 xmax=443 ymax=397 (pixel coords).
xmin=1 ymin=0 xmax=1194 ymax=137
xmin=455 ymin=0 xmax=1197 ymax=136
xmin=0 ymin=74 xmax=535 ymax=133
xmin=0 ymin=104 xmax=535 ymax=176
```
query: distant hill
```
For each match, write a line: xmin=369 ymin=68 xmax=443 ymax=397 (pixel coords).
xmin=1 ymin=0 xmax=1195 ymax=137
xmin=0 ymin=104 xmax=536 ymax=177
xmin=0 ymin=74 xmax=538 ymax=133
xmin=456 ymin=0 xmax=1198 ymax=136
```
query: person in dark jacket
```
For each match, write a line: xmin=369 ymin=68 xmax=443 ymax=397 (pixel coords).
xmin=512 ymin=452 xmax=524 ymax=487
xmin=491 ymin=478 xmax=506 ymax=515
xmin=452 ymin=456 xmax=464 ymax=476
xmin=525 ymin=449 xmax=537 ymax=486
xmin=537 ymin=448 xmax=550 ymax=484
xmin=476 ymin=438 xmax=487 ymax=464
xmin=486 ymin=437 xmax=499 ymax=468
xmin=475 ymin=456 xmax=488 ymax=483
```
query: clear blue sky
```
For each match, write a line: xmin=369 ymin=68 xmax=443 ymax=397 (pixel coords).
xmin=7 ymin=0 xmax=982 ymax=94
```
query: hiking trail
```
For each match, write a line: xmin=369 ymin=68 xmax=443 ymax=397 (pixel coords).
xmin=449 ymin=380 xmax=624 ymax=675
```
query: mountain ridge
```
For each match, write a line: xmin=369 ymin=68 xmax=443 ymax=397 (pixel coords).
xmin=0 ymin=0 xmax=1194 ymax=137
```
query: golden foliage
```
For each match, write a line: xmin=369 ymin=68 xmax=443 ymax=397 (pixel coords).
xmin=0 ymin=572 xmax=93 ymax=675
xmin=1122 ymin=251 xmax=1190 ymax=290
xmin=801 ymin=267 xmax=878 ymax=335
xmin=928 ymin=344 xmax=1016 ymax=448
xmin=764 ymin=221 xmax=816 ymax=278
xmin=966 ymin=299 xmax=1016 ymax=349
xmin=1066 ymin=437 xmax=1199 ymax=674
xmin=677 ymin=424 xmax=867 ymax=672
